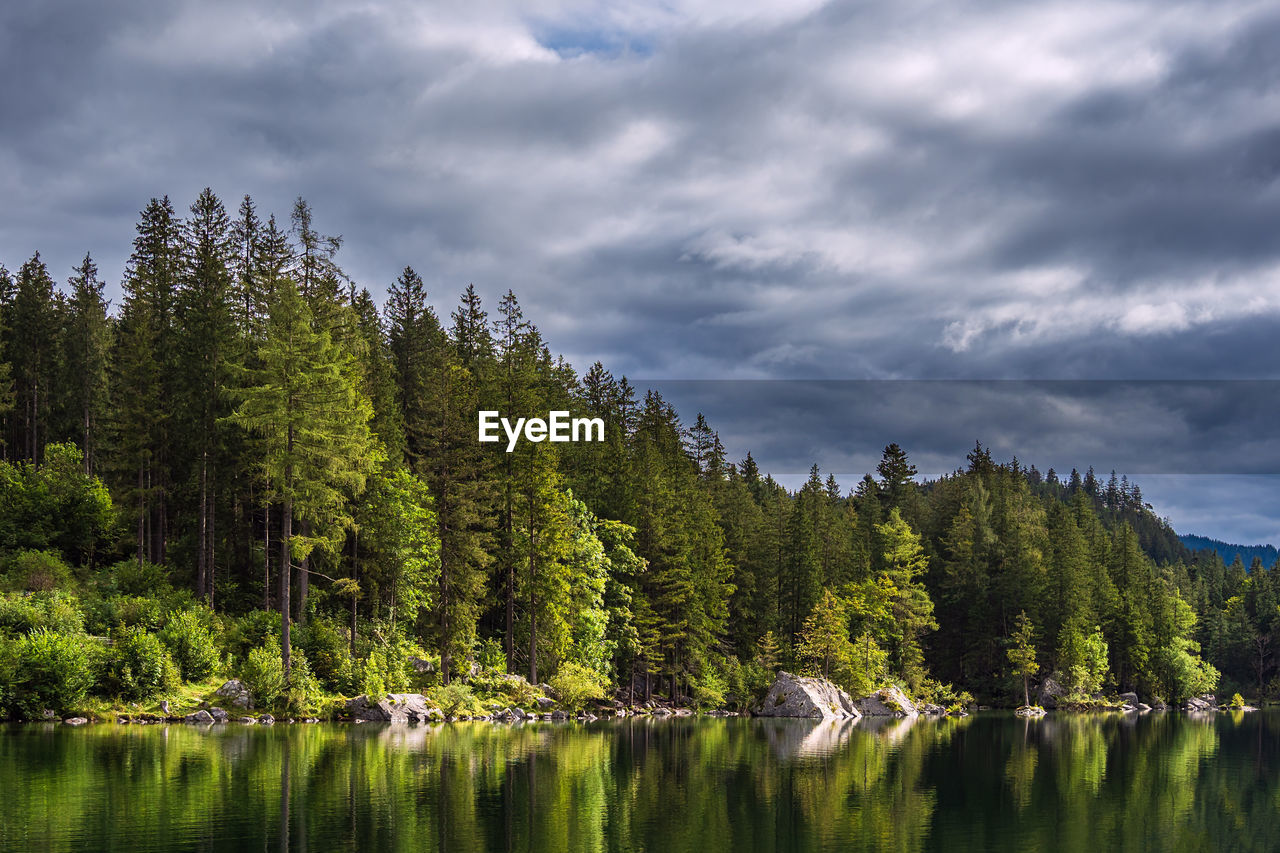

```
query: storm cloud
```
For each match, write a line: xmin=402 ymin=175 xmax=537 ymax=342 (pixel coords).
xmin=2 ymin=0 xmax=1278 ymax=540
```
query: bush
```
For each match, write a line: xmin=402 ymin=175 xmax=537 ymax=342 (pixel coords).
xmin=429 ymin=682 xmax=484 ymax=717
xmin=159 ymin=609 xmax=221 ymax=681
xmin=9 ymin=630 xmax=95 ymax=718
xmin=296 ymin=618 xmax=353 ymax=693
xmin=103 ymin=627 xmax=179 ymax=702
xmin=1230 ymin=692 xmax=1246 ymax=709
xmin=282 ymin=653 xmax=323 ymax=717
xmin=549 ymin=661 xmax=608 ymax=712
xmin=691 ymin=665 xmax=728 ymax=710
xmin=0 ymin=591 xmax=86 ymax=637
xmin=3 ymin=550 xmax=73 ymax=592
xmin=107 ymin=560 xmax=171 ymax=597
xmin=226 ymin=610 xmax=283 ymax=664
xmin=476 ymin=637 xmax=506 ymax=672
xmin=242 ymin=639 xmax=286 ymax=708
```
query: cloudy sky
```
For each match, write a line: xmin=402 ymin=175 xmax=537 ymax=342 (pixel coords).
xmin=3 ymin=0 xmax=1279 ymax=542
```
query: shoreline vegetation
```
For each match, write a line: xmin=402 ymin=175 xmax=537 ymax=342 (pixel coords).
xmin=2 ymin=190 xmax=1278 ymax=727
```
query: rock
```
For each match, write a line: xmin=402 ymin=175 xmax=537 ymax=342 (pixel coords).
xmin=207 ymin=707 xmax=229 ymax=723
xmin=1037 ymin=674 xmax=1067 ymax=710
xmin=512 ymin=707 xmax=528 ymax=720
xmin=651 ymin=706 xmax=673 ymax=717
xmin=551 ymin=710 xmax=568 ymax=720
xmin=1185 ymin=694 xmax=1218 ymax=713
xmin=1119 ymin=692 xmax=1140 ymax=705
xmin=239 ymin=717 xmax=256 ymax=724
xmin=63 ymin=717 xmax=88 ymax=726
xmin=756 ymin=672 xmax=862 ymax=720
xmin=1136 ymin=703 xmax=1152 ymax=712
xmin=1015 ymin=705 xmax=1047 ymax=717
xmin=408 ymin=656 xmax=435 ymax=674
xmin=854 ymin=686 xmax=917 ymax=718
xmin=917 ymin=702 xmax=946 ymax=716
xmin=258 ymin=714 xmax=275 ymax=725
xmin=1150 ymin=697 xmax=1168 ymax=711
xmin=345 ymin=693 xmax=439 ymax=723
xmin=159 ymin=700 xmax=171 ymax=715
xmin=185 ymin=710 xmax=214 ymax=724
xmin=535 ymin=696 xmax=556 ymax=710
xmin=215 ymin=679 xmax=253 ymax=710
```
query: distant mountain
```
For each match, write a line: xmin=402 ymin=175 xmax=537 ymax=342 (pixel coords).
xmin=1180 ymin=535 xmax=1278 ymax=569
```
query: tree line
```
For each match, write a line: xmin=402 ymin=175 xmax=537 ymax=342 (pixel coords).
xmin=0 ymin=189 xmax=1272 ymax=707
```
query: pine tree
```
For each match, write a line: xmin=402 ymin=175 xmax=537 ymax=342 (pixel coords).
xmin=61 ymin=253 xmax=111 ymax=475
xmin=228 ymin=278 xmax=378 ymax=675
xmin=1007 ymin=611 xmax=1038 ymax=707
xmin=10 ymin=253 xmax=61 ymax=463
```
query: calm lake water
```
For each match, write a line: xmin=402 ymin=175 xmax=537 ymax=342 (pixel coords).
xmin=1 ymin=711 xmax=1277 ymax=852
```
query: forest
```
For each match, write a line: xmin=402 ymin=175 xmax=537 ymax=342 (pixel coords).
xmin=0 ymin=188 xmax=1275 ymax=719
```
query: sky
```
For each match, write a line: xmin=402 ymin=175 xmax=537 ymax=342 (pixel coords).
xmin=2 ymin=0 xmax=1279 ymax=542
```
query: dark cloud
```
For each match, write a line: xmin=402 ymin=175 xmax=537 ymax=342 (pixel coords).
xmin=2 ymin=0 xmax=1278 ymax=539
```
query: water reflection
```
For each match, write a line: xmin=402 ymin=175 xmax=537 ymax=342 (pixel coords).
xmin=0 ymin=712 xmax=1277 ymax=852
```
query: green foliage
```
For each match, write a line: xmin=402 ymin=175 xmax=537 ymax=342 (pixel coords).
xmin=0 ymin=592 xmax=86 ymax=637
xmin=158 ymin=609 xmax=221 ymax=681
xmin=476 ymin=636 xmax=506 ymax=672
xmin=691 ymin=664 xmax=728 ymax=710
xmin=226 ymin=610 xmax=283 ymax=663
xmin=242 ymin=639 xmax=286 ymax=708
xmin=1058 ymin=625 xmax=1109 ymax=698
xmin=549 ymin=661 xmax=608 ymax=711
xmin=282 ymin=653 xmax=323 ymax=716
xmin=1007 ymin=611 xmax=1039 ymax=706
xmin=103 ymin=627 xmax=179 ymax=702
xmin=3 ymin=549 xmax=73 ymax=592
xmin=8 ymin=630 xmax=95 ymax=719
xmin=430 ymin=682 xmax=484 ymax=717
xmin=797 ymin=588 xmax=853 ymax=680
xmin=106 ymin=560 xmax=171 ymax=597
xmin=0 ymin=446 xmax=113 ymax=565
xmin=295 ymin=618 xmax=354 ymax=693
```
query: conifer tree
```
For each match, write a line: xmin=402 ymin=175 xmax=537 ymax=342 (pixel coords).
xmin=61 ymin=253 xmax=111 ymax=475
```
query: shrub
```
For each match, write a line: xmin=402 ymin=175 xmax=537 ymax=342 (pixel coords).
xmin=226 ymin=610 xmax=283 ymax=664
xmin=282 ymin=653 xmax=323 ymax=717
xmin=476 ymin=637 xmax=506 ymax=672
xmin=9 ymin=630 xmax=95 ymax=718
xmin=1230 ymin=692 xmax=1246 ymax=709
xmin=242 ymin=639 xmax=286 ymax=708
xmin=159 ymin=609 xmax=221 ymax=681
xmin=0 ymin=591 xmax=86 ymax=637
xmin=549 ymin=661 xmax=608 ymax=712
xmin=296 ymin=618 xmax=353 ymax=693
xmin=104 ymin=627 xmax=179 ymax=702
xmin=3 ymin=550 xmax=73 ymax=592
xmin=429 ymin=682 xmax=484 ymax=717
xmin=691 ymin=665 xmax=728 ymax=710
xmin=107 ymin=560 xmax=171 ymax=597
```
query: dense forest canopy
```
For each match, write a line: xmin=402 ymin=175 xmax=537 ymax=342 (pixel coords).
xmin=0 ymin=189 xmax=1274 ymax=717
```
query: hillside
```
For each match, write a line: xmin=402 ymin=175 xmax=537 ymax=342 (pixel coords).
xmin=1180 ymin=535 xmax=1278 ymax=570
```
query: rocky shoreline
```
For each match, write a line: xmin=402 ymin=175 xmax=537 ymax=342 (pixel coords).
xmin=29 ymin=671 xmax=1265 ymax=727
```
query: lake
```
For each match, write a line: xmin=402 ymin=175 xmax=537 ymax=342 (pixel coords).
xmin=1 ymin=711 xmax=1276 ymax=851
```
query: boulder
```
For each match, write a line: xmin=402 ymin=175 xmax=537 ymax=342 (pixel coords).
xmin=651 ymin=706 xmax=673 ymax=717
xmin=1119 ymin=692 xmax=1140 ymax=705
xmin=917 ymin=702 xmax=946 ymax=716
xmin=854 ymin=686 xmax=917 ymax=718
xmin=63 ymin=717 xmax=88 ymax=726
xmin=345 ymin=693 xmax=439 ymax=723
xmin=207 ymin=707 xmax=229 ymax=723
xmin=756 ymin=672 xmax=861 ymax=720
xmin=239 ymin=717 xmax=256 ymax=724
xmin=258 ymin=714 xmax=275 ymax=725
xmin=1136 ymin=703 xmax=1152 ymax=712
xmin=1015 ymin=705 xmax=1047 ymax=718
xmin=408 ymin=656 xmax=435 ymax=674
xmin=215 ymin=679 xmax=253 ymax=710
xmin=1185 ymin=694 xmax=1218 ymax=713
xmin=1150 ymin=697 xmax=1168 ymax=711
xmin=551 ymin=709 xmax=568 ymax=720
xmin=1037 ymin=674 xmax=1067 ymax=710
xmin=535 ymin=696 xmax=556 ymax=710
xmin=185 ymin=710 xmax=214 ymax=724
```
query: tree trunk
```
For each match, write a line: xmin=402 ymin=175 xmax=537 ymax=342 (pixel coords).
xmin=197 ymin=452 xmax=208 ymax=598
xmin=349 ymin=530 xmax=358 ymax=655
xmin=263 ymin=502 xmax=271 ymax=610
xmin=296 ymin=520 xmax=311 ymax=624
xmin=281 ymin=496 xmax=292 ymax=678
